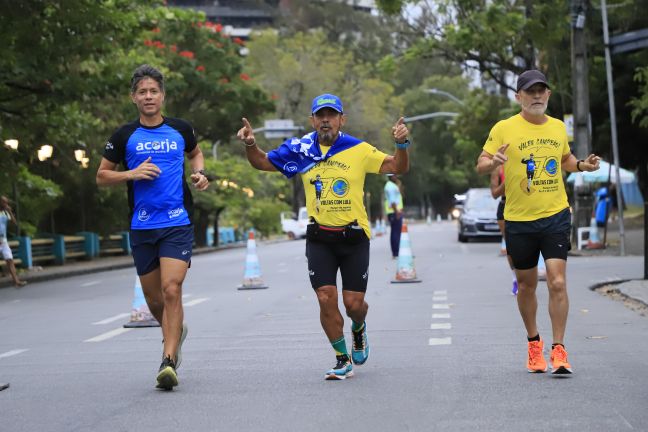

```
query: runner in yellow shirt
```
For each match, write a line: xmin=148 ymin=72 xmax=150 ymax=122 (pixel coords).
xmin=476 ymin=70 xmax=600 ymax=375
xmin=238 ymin=93 xmax=410 ymax=380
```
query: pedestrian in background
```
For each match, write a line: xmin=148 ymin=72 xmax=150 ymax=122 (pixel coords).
xmin=476 ymin=70 xmax=600 ymax=375
xmin=238 ymin=93 xmax=410 ymax=380
xmin=0 ymin=196 xmax=27 ymax=287
xmin=96 ymin=65 xmax=209 ymax=390
xmin=489 ymin=168 xmax=518 ymax=295
xmin=384 ymin=174 xmax=404 ymax=258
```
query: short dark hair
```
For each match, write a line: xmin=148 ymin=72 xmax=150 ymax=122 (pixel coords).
xmin=130 ymin=64 xmax=164 ymax=93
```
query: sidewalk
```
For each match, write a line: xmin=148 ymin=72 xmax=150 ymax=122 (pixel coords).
xmin=0 ymin=241 xmax=247 ymax=289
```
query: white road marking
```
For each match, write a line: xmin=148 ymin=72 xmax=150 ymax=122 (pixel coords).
xmin=0 ymin=349 xmax=28 ymax=359
xmin=430 ymin=323 xmax=452 ymax=330
xmin=428 ymin=337 xmax=452 ymax=346
xmin=182 ymin=293 xmax=193 ymax=299
xmin=432 ymin=304 xmax=450 ymax=309
xmin=81 ymin=280 xmax=101 ymax=287
xmin=432 ymin=296 xmax=447 ymax=301
xmin=434 ymin=290 xmax=447 ymax=295
xmin=432 ymin=313 xmax=451 ymax=319
xmin=92 ymin=313 xmax=130 ymax=325
xmin=84 ymin=328 xmax=132 ymax=343
xmin=183 ymin=297 xmax=209 ymax=307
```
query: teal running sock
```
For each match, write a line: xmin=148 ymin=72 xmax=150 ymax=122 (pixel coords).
xmin=351 ymin=321 xmax=365 ymax=333
xmin=331 ymin=336 xmax=348 ymax=357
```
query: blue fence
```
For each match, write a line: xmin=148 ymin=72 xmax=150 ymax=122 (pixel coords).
xmin=6 ymin=226 xmax=238 ymax=268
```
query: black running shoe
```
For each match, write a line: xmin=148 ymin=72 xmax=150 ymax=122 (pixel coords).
xmin=324 ymin=355 xmax=353 ymax=380
xmin=156 ymin=356 xmax=178 ymax=390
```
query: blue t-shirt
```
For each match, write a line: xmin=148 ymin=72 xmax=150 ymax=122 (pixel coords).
xmin=103 ymin=117 xmax=197 ymax=230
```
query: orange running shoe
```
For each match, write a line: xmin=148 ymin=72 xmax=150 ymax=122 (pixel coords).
xmin=550 ymin=344 xmax=573 ymax=374
xmin=526 ymin=339 xmax=548 ymax=373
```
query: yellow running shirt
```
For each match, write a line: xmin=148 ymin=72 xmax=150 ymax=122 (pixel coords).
xmin=483 ymin=114 xmax=571 ymax=222
xmin=302 ymin=142 xmax=387 ymax=237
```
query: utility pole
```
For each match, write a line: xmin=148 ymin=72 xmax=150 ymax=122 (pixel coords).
xmin=571 ymin=0 xmax=591 ymax=159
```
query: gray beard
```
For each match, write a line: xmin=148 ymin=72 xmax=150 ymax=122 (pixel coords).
xmin=317 ymin=131 xmax=336 ymax=146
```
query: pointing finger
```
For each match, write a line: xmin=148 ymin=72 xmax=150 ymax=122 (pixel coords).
xmin=242 ymin=117 xmax=252 ymax=130
xmin=395 ymin=117 xmax=405 ymax=127
xmin=498 ymin=143 xmax=509 ymax=154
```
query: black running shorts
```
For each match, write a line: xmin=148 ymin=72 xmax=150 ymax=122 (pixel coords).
xmin=505 ymin=208 xmax=571 ymax=270
xmin=496 ymin=199 xmax=506 ymax=221
xmin=305 ymin=238 xmax=370 ymax=292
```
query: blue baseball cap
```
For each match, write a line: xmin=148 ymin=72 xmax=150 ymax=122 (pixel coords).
xmin=311 ymin=93 xmax=343 ymax=114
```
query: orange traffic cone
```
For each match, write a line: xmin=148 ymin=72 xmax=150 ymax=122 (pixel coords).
xmin=237 ymin=230 xmax=269 ymax=290
xmin=391 ymin=223 xmax=422 ymax=284
xmin=124 ymin=275 xmax=160 ymax=328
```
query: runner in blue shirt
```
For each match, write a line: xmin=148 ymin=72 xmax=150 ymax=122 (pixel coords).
xmin=96 ymin=65 xmax=209 ymax=390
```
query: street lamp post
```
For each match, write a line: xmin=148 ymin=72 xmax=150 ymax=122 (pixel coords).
xmin=601 ymin=0 xmax=626 ymax=256
xmin=4 ymin=139 xmax=21 ymax=236
xmin=425 ymin=88 xmax=465 ymax=106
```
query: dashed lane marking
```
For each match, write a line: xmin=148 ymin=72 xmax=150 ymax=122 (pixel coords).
xmin=81 ymin=280 xmax=101 ymax=287
xmin=432 ymin=304 xmax=450 ymax=309
xmin=84 ymin=328 xmax=132 ymax=343
xmin=0 ymin=349 xmax=28 ymax=359
xmin=428 ymin=337 xmax=452 ymax=346
xmin=430 ymin=323 xmax=452 ymax=330
xmin=432 ymin=296 xmax=448 ymax=301
xmin=92 ymin=313 xmax=130 ymax=325
xmin=183 ymin=298 xmax=209 ymax=307
xmin=432 ymin=313 xmax=450 ymax=319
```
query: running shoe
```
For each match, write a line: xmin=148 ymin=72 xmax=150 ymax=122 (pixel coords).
xmin=511 ymin=280 xmax=518 ymax=296
xmin=325 ymin=355 xmax=353 ymax=380
xmin=526 ymin=339 xmax=548 ymax=373
xmin=156 ymin=356 xmax=178 ymax=390
xmin=351 ymin=323 xmax=370 ymax=365
xmin=175 ymin=323 xmax=188 ymax=369
xmin=550 ymin=344 xmax=573 ymax=374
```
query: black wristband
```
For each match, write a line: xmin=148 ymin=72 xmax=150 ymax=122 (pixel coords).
xmin=576 ymin=160 xmax=583 ymax=172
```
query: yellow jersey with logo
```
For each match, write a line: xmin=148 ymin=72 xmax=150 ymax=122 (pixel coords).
xmin=302 ymin=142 xmax=387 ymax=237
xmin=483 ymin=114 xmax=571 ymax=222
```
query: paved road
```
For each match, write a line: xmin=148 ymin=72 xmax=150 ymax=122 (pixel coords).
xmin=0 ymin=222 xmax=645 ymax=432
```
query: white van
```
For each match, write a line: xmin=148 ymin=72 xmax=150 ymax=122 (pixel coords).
xmin=280 ymin=206 xmax=308 ymax=239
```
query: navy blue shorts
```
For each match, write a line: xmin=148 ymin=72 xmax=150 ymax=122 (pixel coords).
xmin=130 ymin=225 xmax=194 ymax=275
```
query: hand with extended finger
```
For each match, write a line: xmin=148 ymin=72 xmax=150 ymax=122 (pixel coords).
xmin=581 ymin=154 xmax=601 ymax=172
xmin=237 ymin=118 xmax=256 ymax=146
xmin=392 ymin=117 xmax=409 ymax=144
xmin=491 ymin=144 xmax=509 ymax=168
xmin=130 ymin=156 xmax=160 ymax=181
xmin=191 ymin=172 xmax=209 ymax=191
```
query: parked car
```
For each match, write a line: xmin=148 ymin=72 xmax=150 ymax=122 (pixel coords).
xmin=280 ymin=206 xmax=308 ymax=239
xmin=457 ymin=188 xmax=501 ymax=243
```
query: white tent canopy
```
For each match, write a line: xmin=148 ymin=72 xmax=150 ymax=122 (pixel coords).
xmin=566 ymin=160 xmax=635 ymax=184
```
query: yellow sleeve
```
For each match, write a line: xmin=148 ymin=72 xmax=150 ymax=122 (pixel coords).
xmin=363 ymin=143 xmax=388 ymax=174
xmin=483 ymin=121 xmax=503 ymax=155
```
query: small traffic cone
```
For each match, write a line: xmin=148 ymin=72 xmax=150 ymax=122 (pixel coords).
xmin=586 ymin=216 xmax=604 ymax=249
xmin=124 ymin=275 xmax=160 ymax=328
xmin=237 ymin=230 xmax=269 ymax=290
xmin=391 ymin=223 xmax=422 ymax=284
